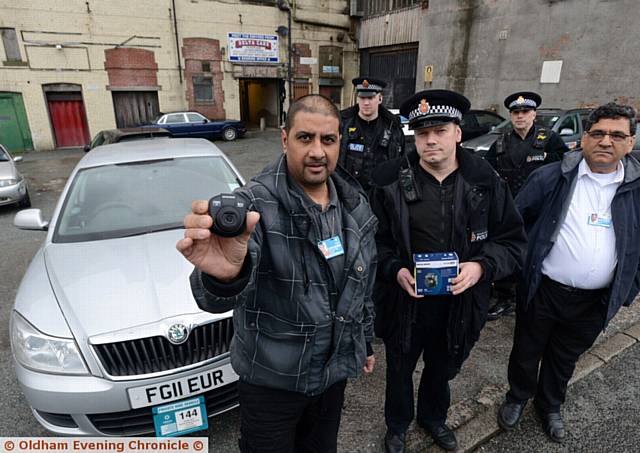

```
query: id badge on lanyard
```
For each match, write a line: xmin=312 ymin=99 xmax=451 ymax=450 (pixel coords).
xmin=587 ymin=212 xmax=612 ymax=228
xmin=318 ymin=235 xmax=345 ymax=259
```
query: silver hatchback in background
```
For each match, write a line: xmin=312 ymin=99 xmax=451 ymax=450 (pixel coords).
xmin=0 ymin=144 xmax=31 ymax=208
xmin=11 ymin=138 xmax=243 ymax=436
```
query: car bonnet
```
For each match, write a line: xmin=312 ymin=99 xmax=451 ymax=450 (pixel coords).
xmin=42 ymin=229 xmax=204 ymax=338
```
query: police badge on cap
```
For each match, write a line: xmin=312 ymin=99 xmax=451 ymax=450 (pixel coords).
xmin=352 ymin=77 xmax=386 ymax=98
xmin=504 ymin=91 xmax=542 ymax=111
xmin=399 ymin=89 xmax=471 ymax=130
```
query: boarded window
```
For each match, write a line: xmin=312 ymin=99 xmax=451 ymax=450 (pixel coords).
xmin=318 ymin=46 xmax=342 ymax=79
xmin=193 ymin=76 xmax=214 ymax=103
xmin=1 ymin=28 xmax=22 ymax=61
xmin=293 ymin=81 xmax=310 ymax=101
xmin=319 ymin=86 xmax=341 ymax=105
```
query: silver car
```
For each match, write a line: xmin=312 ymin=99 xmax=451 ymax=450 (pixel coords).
xmin=11 ymin=138 xmax=244 ymax=436
xmin=0 ymin=144 xmax=31 ymax=208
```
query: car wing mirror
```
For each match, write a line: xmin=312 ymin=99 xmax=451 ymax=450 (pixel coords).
xmin=13 ymin=155 xmax=24 ymax=162
xmin=14 ymin=209 xmax=49 ymax=231
xmin=560 ymin=128 xmax=575 ymax=136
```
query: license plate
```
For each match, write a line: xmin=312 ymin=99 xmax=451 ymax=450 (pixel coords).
xmin=128 ymin=363 xmax=238 ymax=409
xmin=153 ymin=396 xmax=208 ymax=437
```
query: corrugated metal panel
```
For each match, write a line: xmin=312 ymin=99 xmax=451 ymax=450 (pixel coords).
xmin=358 ymin=7 xmax=421 ymax=48
xmin=363 ymin=47 xmax=418 ymax=108
xmin=48 ymin=99 xmax=90 ymax=147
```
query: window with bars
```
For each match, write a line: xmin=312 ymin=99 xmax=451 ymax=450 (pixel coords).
xmin=193 ymin=76 xmax=214 ymax=104
xmin=357 ymin=0 xmax=424 ymax=17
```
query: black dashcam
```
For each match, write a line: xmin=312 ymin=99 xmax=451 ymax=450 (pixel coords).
xmin=208 ymin=194 xmax=247 ymax=237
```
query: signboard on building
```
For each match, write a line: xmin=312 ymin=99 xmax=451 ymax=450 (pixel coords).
xmin=228 ymin=33 xmax=279 ymax=63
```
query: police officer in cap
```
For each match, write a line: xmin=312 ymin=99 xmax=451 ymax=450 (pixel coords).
xmin=339 ymin=77 xmax=405 ymax=192
xmin=484 ymin=91 xmax=568 ymax=320
xmin=371 ymin=90 xmax=525 ymax=452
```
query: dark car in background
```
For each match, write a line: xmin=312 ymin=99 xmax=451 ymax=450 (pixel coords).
xmin=143 ymin=112 xmax=246 ymax=141
xmin=460 ymin=109 xmax=505 ymax=142
xmin=461 ymin=108 xmax=592 ymax=156
xmin=84 ymin=128 xmax=173 ymax=152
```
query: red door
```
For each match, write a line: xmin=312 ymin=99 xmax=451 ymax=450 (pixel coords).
xmin=47 ymin=99 xmax=90 ymax=147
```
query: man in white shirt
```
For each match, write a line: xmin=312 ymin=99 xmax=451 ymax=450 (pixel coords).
xmin=497 ymin=102 xmax=640 ymax=443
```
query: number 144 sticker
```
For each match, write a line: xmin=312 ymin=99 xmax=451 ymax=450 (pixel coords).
xmin=153 ymin=396 xmax=208 ymax=437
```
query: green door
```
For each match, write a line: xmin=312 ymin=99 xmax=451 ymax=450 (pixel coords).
xmin=0 ymin=92 xmax=34 ymax=152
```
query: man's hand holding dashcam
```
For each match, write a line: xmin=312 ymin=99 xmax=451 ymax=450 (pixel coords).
xmin=176 ymin=199 xmax=260 ymax=282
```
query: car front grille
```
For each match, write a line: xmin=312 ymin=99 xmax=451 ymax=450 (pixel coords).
xmin=87 ymin=381 xmax=238 ymax=436
xmin=93 ymin=318 xmax=233 ymax=377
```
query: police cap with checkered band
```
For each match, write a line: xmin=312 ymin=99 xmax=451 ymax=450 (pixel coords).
xmin=352 ymin=77 xmax=386 ymax=98
xmin=400 ymin=89 xmax=471 ymax=130
xmin=504 ymin=91 xmax=542 ymax=112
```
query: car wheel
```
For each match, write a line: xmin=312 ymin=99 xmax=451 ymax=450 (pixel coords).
xmin=222 ymin=127 xmax=238 ymax=141
xmin=19 ymin=190 xmax=31 ymax=208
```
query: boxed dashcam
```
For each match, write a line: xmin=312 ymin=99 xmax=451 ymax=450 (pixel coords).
xmin=414 ymin=252 xmax=459 ymax=296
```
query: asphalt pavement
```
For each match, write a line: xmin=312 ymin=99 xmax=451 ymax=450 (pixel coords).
xmin=1 ymin=132 xmax=639 ymax=452
xmin=478 ymin=341 xmax=640 ymax=452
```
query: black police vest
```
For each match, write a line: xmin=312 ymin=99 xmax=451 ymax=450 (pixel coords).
xmin=343 ymin=117 xmax=399 ymax=191
xmin=496 ymin=126 xmax=550 ymax=196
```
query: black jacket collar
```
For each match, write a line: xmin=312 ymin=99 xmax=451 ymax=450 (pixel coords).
xmin=371 ymin=146 xmax=495 ymax=188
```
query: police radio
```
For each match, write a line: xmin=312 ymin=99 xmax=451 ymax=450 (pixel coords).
xmin=399 ymin=162 xmax=421 ymax=203
xmin=380 ymin=128 xmax=392 ymax=148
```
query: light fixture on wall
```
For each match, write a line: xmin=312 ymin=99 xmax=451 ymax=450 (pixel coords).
xmin=55 ymin=44 xmax=63 ymax=50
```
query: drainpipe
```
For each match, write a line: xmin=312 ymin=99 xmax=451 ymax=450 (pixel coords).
xmin=171 ymin=0 xmax=183 ymax=84
xmin=278 ymin=0 xmax=293 ymax=109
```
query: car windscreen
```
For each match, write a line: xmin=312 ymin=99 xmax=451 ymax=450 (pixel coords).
xmin=53 ymin=156 xmax=242 ymax=243
xmin=535 ymin=113 xmax=560 ymax=129
xmin=0 ymin=148 xmax=10 ymax=161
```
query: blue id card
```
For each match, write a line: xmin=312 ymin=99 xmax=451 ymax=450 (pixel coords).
xmin=318 ymin=236 xmax=345 ymax=259
xmin=587 ymin=213 xmax=612 ymax=228
xmin=349 ymin=143 xmax=365 ymax=152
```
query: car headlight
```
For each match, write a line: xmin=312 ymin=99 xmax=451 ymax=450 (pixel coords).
xmin=10 ymin=311 xmax=89 ymax=375
xmin=0 ymin=178 xmax=19 ymax=187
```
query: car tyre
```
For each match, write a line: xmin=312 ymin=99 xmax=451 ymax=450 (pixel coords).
xmin=222 ymin=127 xmax=238 ymax=141
xmin=18 ymin=189 xmax=31 ymax=208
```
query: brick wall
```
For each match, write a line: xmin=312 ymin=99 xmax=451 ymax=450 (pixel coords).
xmin=104 ymin=48 xmax=158 ymax=87
xmin=293 ymin=43 xmax=312 ymax=77
xmin=182 ymin=38 xmax=225 ymax=119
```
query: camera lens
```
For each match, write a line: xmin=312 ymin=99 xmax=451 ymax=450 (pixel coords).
xmin=222 ymin=211 xmax=237 ymax=226
xmin=216 ymin=207 xmax=242 ymax=235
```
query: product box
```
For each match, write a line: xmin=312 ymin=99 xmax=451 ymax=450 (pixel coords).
xmin=413 ymin=252 xmax=459 ymax=296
